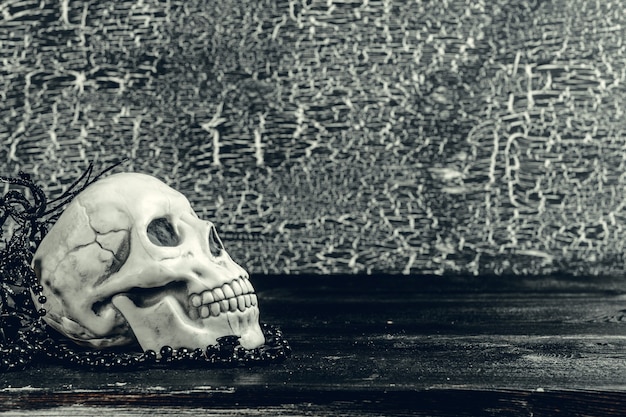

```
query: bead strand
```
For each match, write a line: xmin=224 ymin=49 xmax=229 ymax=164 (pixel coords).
xmin=36 ymin=323 xmax=290 ymax=371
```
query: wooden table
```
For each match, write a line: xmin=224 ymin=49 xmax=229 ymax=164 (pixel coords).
xmin=2 ymin=275 xmax=626 ymax=416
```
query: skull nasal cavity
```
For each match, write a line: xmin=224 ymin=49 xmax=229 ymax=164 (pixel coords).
xmin=147 ymin=218 xmax=179 ymax=246
xmin=208 ymin=227 xmax=223 ymax=257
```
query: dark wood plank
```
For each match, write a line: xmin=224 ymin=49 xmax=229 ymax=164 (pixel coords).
xmin=3 ymin=274 xmax=626 ymax=415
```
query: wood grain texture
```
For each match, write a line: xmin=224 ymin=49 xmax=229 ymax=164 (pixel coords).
xmin=2 ymin=275 xmax=626 ymax=415
xmin=1 ymin=1 xmax=625 ymax=276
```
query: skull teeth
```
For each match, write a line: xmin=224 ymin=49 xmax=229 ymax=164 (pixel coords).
xmin=188 ymin=277 xmax=258 ymax=318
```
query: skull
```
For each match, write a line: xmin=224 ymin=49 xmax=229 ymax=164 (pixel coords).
xmin=31 ymin=172 xmax=265 ymax=352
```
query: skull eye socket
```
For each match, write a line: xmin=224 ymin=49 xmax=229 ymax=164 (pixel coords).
xmin=147 ymin=217 xmax=179 ymax=247
xmin=208 ymin=227 xmax=224 ymax=257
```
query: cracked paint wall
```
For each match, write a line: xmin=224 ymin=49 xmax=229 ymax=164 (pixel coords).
xmin=1 ymin=0 xmax=625 ymax=276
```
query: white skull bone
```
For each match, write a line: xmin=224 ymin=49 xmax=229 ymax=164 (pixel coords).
xmin=31 ymin=172 xmax=265 ymax=352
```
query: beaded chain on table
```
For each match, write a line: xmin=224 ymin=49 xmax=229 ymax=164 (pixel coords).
xmin=0 ymin=164 xmax=290 ymax=371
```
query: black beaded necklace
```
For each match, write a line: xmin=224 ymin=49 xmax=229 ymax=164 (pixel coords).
xmin=0 ymin=165 xmax=290 ymax=372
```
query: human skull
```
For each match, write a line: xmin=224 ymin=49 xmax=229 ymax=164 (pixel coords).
xmin=31 ymin=172 xmax=265 ymax=352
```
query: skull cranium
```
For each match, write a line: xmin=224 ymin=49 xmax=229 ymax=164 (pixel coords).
xmin=31 ymin=172 xmax=265 ymax=352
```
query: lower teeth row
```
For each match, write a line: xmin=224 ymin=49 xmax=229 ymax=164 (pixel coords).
xmin=190 ymin=294 xmax=258 ymax=319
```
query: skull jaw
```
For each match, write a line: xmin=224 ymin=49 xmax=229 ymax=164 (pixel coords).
xmin=43 ymin=313 xmax=133 ymax=349
xmin=112 ymin=294 xmax=265 ymax=353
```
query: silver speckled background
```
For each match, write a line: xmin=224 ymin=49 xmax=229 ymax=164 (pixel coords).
xmin=2 ymin=0 xmax=625 ymax=276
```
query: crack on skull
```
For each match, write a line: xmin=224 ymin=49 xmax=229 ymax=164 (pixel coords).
xmin=66 ymin=234 xmax=128 ymax=262
xmin=95 ymin=233 xmax=131 ymax=277
xmin=65 ymin=199 xmax=131 ymax=282
xmin=64 ymin=230 xmax=131 ymax=288
xmin=76 ymin=198 xmax=130 ymax=235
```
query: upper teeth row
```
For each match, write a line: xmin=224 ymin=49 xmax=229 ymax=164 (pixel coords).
xmin=188 ymin=277 xmax=257 ymax=318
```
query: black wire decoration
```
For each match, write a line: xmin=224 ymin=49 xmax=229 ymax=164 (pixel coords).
xmin=0 ymin=163 xmax=290 ymax=371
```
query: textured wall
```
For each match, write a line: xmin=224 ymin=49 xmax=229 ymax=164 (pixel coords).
xmin=1 ymin=0 xmax=625 ymax=276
